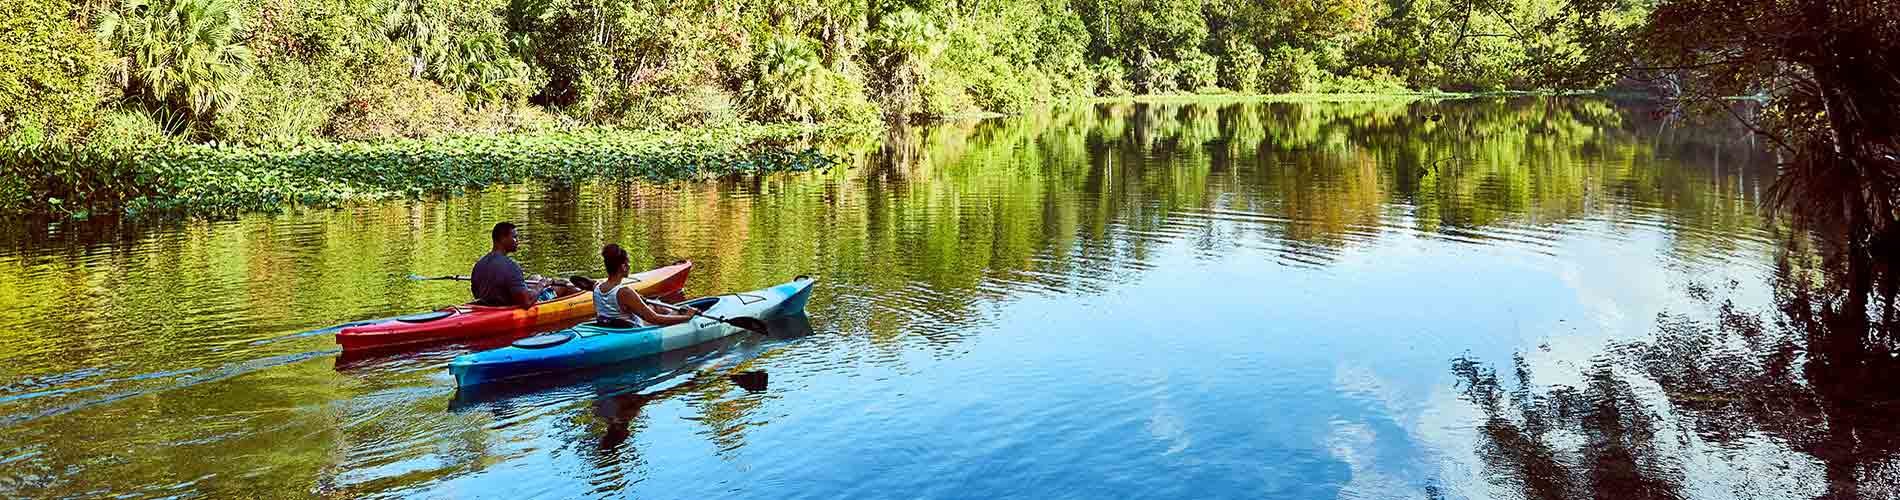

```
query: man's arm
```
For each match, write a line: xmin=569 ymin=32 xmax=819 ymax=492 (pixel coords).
xmin=508 ymin=260 xmax=537 ymax=308
xmin=511 ymin=285 xmax=536 ymax=308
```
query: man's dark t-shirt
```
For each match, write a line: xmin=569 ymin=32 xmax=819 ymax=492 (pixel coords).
xmin=471 ymin=252 xmax=529 ymax=306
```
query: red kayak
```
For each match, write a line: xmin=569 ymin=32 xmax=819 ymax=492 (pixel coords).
xmin=337 ymin=261 xmax=693 ymax=351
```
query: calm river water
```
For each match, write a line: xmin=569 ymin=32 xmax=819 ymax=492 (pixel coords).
xmin=6 ymin=97 xmax=1878 ymax=499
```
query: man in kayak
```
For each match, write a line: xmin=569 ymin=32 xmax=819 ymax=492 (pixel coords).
xmin=592 ymin=243 xmax=697 ymax=327
xmin=472 ymin=222 xmax=577 ymax=308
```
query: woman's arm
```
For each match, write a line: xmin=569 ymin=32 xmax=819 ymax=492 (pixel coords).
xmin=617 ymin=287 xmax=695 ymax=326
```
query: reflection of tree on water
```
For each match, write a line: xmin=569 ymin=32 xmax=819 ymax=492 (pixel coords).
xmin=1450 ymin=355 xmax=1684 ymax=499
xmin=1450 ymin=227 xmax=1900 ymax=499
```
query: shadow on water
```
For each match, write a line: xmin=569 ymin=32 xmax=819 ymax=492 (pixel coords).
xmin=1451 ymin=226 xmax=1900 ymax=499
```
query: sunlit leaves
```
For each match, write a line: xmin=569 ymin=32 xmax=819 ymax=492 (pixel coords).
xmin=0 ymin=0 xmax=107 ymax=146
xmin=744 ymin=34 xmax=826 ymax=122
xmin=97 ymin=0 xmax=256 ymax=120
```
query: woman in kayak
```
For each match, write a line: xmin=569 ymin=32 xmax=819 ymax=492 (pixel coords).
xmin=594 ymin=244 xmax=699 ymax=328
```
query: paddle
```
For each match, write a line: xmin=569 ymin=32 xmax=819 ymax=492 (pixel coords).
xmin=408 ymin=274 xmax=471 ymax=281
xmin=641 ymin=297 xmax=768 ymax=335
xmin=412 ymin=273 xmax=580 ymax=287
xmin=729 ymin=370 xmax=768 ymax=392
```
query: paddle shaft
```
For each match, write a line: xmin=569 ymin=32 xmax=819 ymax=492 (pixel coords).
xmin=412 ymin=274 xmax=574 ymax=288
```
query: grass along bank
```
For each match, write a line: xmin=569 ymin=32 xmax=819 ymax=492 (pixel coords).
xmin=2 ymin=124 xmax=857 ymax=220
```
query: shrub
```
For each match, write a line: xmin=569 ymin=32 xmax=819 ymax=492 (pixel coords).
xmin=1261 ymin=46 xmax=1321 ymax=93
xmin=0 ymin=0 xmax=107 ymax=146
xmin=809 ymin=68 xmax=881 ymax=125
xmin=1220 ymin=39 xmax=1263 ymax=93
xmin=967 ymin=60 xmax=1038 ymax=114
xmin=326 ymin=74 xmax=473 ymax=141
xmin=919 ymin=67 xmax=975 ymax=117
xmin=741 ymin=33 xmax=879 ymax=125
xmin=437 ymin=31 xmax=539 ymax=104
xmin=213 ymin=64 xmax=336 ymax=146
xmin=1178 ymin=50 xmax=1219 ymax=92
xmin=1040 ymin=38 xmax=1093 ymax=98
xmin=1092 ymin=58 xmax=1133 ymax=97
xmin=1319 ymin=66 xmax=1411 ymax=93
xmin=1133 ymin=50 xmax=1180 ymax=94
xmin=93 ymin=110 xmax=186 ymax=151
xmin=617 ymin=84 xmax=743 ymax=130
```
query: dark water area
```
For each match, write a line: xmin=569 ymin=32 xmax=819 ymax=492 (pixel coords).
xmin=6 ymin=96 xmax=1888 ymax=499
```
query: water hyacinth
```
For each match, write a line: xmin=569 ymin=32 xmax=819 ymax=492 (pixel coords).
xmin=2 ymin=125 xmax=842 ymax=218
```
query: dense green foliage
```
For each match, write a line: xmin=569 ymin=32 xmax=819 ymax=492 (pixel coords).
xmin=0 ymin=0 xmax=108 ymax=147
xmin=0 ymin=0 xmax=1710 ymax=219
xmin=4 ymin=0 xmax=1636 ymax=148
xmin=1 ymin=125 xmax=838 ymax=217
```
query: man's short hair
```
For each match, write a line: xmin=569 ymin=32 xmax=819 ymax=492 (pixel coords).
xmin=492 ymin=222 xmax=517 ymax=242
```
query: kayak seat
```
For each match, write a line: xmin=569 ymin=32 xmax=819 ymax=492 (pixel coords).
xmin=512 ymin=332 xmax=575 ymax=349
xmin=593 ymin=318 xmax=638 ymax=329
xmin=394 ymin=311 xmax=454 ymax=323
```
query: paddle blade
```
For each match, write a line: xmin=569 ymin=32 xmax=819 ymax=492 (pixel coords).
xmin=729 ymin=371 xmax=768 ymax=392
xmin=568 ymin=275 xmax=597 ymax=291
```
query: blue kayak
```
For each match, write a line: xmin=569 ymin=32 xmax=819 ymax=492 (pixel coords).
xmin=449 ymin=276 xmax=816 ymax=387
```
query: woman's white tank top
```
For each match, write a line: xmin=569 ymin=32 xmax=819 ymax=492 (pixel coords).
xmin=593 ymin=280 xmax=645 ymax=326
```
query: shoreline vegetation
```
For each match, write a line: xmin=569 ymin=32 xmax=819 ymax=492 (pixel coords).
xmin=3 ymin=91 xmax=1582 ymax=220
xmin=5 ymin=0 xmax=1881 ymax=228
xmin=3 ymin=0 xmax=1648 ymax=220
xmin=3 ymin=124 xmax=855 ymax=219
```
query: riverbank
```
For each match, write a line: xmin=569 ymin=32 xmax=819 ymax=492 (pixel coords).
xmin=2 ymin=91 xmax=1605 ymax=221
xmin=2 ymin=123 xmax=863 ymax=220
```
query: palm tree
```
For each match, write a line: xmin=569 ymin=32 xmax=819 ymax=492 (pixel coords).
xmin=743 ymin=34 xmax=824 ymax=122
xmin=439 ymin=32 xmax=533 ymax=103
xmin=384 ymin=0 xmax=444 ymax=79
xmin=97 ymin=0 xmax=254 ymax=121
xmin=866 ymin=8 xmax=940 ymax=121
